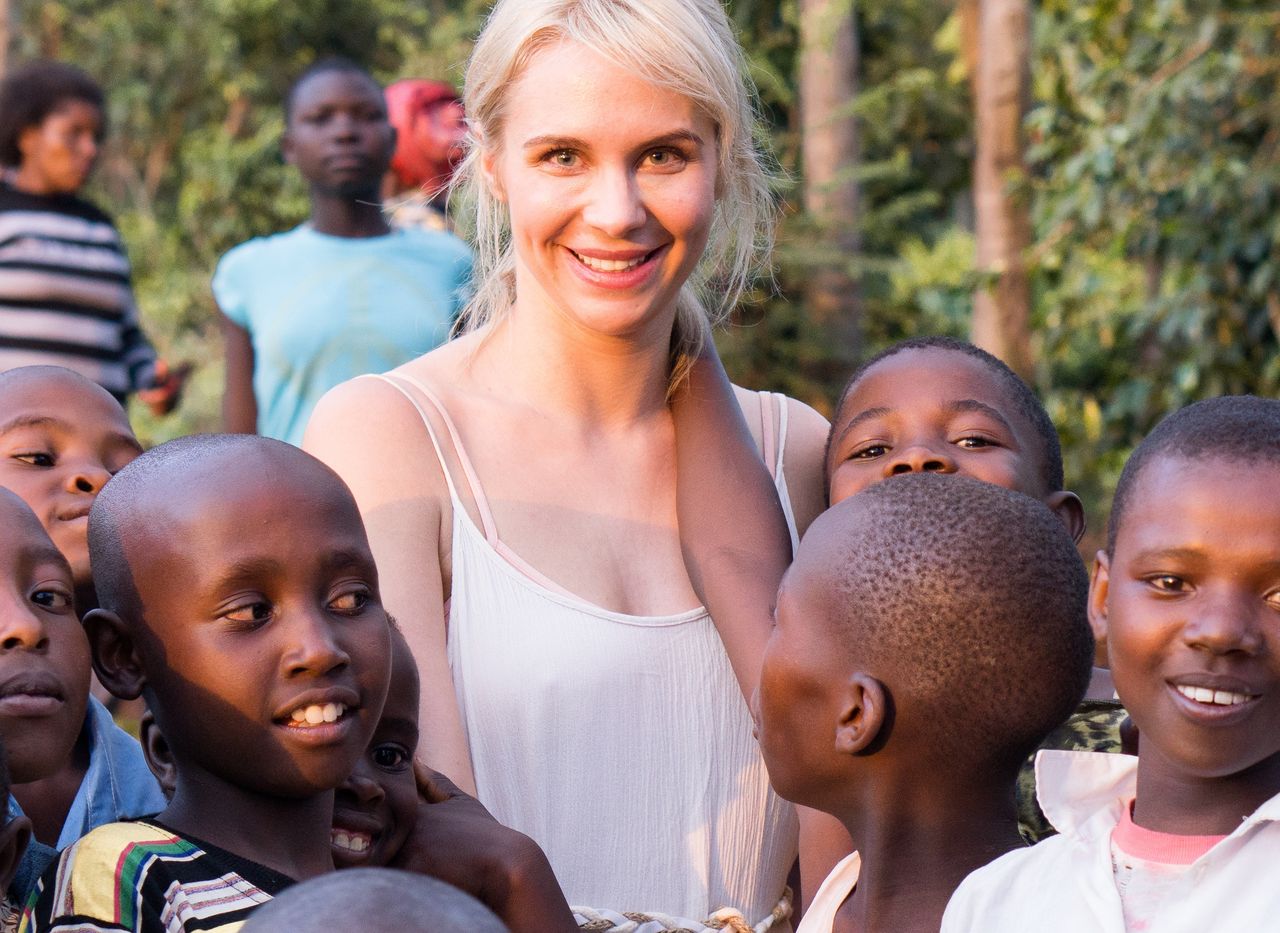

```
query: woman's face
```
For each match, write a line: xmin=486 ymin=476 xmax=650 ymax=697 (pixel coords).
xmin=484 ymin=40 xmax=718 ymax=342
xmin=17 ymin=99 xmax=103 ymax=196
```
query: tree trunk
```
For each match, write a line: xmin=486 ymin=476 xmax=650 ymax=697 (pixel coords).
xmin=0 ymin=0 xmax=11 ymax=76
xmin=799 ymin=0 xmax=861 ymax=365
xmin=970 ymin=0 xmax=1034 ymax=380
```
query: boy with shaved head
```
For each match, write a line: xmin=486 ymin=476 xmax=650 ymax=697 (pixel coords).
xmin=22 ymin=434 xmax=393 ymax=932
xmin=754 ymin=474 xmax=1094 ymax=931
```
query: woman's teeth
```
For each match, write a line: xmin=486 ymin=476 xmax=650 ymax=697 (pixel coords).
xmin=288 ymin=702 xmax=347 ymax=725
xmin=574 ymin=251 xmax=647 ymax=272
xmin=1174 ymin=684 xmax=1254 ymax=706
xmin=331 ymin=830 xmax=372 ymax=854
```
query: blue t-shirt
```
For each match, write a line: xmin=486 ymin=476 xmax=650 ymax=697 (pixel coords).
xmin=213 ymin=224 xmax=472 ymax=445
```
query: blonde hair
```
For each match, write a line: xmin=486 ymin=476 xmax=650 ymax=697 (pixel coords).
xmin=453 ymin=0 xmax=776 ymax=388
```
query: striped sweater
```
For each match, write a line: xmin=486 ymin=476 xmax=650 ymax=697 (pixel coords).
xmin=20 ymin=821 xmax=293 ymax=933
xmin=0 ymin=182 xmax=156 ymax=400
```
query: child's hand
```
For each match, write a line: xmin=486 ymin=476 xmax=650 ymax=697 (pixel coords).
xmin=390 ymin=765 xmax=576 ymax=933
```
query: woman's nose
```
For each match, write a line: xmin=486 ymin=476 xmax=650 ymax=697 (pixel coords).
xmin=582 ymin=167 xmax=647 ymax=238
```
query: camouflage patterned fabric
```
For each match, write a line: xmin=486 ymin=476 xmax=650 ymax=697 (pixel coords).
xmin=1017 ymin=699 xmax=1129 ymax=843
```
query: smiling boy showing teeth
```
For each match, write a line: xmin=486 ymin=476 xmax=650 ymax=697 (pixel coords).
xmin=21 ymin=435 xmax=392 ymax=932
xmin=944 ymin=396 xmax=1280 ymax=932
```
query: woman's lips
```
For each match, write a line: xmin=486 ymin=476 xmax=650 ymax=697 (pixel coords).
xmin=564 ymin=245 xmax=666 ymax=291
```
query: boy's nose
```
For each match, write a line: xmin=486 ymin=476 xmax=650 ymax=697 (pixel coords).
xmin=885 ymin=445 xmax=956 ymax=478
xmin=339 ymin=768 xmax=385 ymax=806
xmin=63 ymin=463 xmax=111 ymax=495
xmin=0 ymin=601 xmax=48 ymax=651
xmin=1182 ymin=591 xmax=1264 ymax=656
xmin=283 ymin=610 xmax=351 ymax=678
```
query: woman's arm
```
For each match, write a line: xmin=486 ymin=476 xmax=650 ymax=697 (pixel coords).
xmin=671 ymin=347 xmax=791 ymax=704
xmin=304 ymin=376 xmax=478 ymax=794
xmin=220 ymin=313 xmax=258 ymax=434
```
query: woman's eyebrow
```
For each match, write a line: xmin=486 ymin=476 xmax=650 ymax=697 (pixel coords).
xmin=521 ymin=130 xmax=706 ymax=151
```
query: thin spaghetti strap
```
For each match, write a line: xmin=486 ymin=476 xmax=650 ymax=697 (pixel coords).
xmin=388 ymin=372 xmax=500 ymax=542
xmin=772 ymin=391 xmax=789 ymax=480
xmin=759 ymin=390 xmax=778 ymax=482
xmin=367 ymin=374 xmax=465 ymax=506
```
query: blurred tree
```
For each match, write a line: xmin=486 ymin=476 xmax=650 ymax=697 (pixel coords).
xmin=798 ymin=0 xmax=861 ymax=367
xmin=968 ymin=0 xmax=1034 ymax=379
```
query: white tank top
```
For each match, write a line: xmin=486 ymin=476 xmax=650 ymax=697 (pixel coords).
xmin=376 ymin=373 xmax=800 ymax=930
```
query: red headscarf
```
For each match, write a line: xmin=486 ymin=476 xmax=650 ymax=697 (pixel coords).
xmin=385 ymin=79 xmax=466 ymax=196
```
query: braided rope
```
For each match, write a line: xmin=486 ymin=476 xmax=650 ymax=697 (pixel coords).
xmin=572 ymin=887 xmax=792 ymax=933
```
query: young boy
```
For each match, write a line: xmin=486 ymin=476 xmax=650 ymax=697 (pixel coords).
xmin=674 ymin=338 xmax=1122 ymax=851
xmin=754 ymin=474 xmax=1094 ymax=931
xmin=942 ymin=395 xmax=1280 ymax=931
xmin=216 ymin=58 xmax=471 ymax=446
xmin=22 ymin=434 xmax=393 ymax=931
xmin=137 ymin=623 xmax=577 ymax=933
xmin=0 ymin=368 xmax=164 ymax=870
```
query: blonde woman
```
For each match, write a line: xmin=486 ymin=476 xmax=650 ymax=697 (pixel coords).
xmin=306 ymin=1 xmax=833 ymax=927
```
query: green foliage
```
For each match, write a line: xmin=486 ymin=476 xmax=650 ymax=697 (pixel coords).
xmin=1028 ymin=0 xmax=1280 ymax=542
xmin=12 ymin=0 xmax=1278 ymax=548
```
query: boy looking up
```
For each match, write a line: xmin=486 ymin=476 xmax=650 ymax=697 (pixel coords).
xmin=23 ymin=434 xmax=392 ymax=932
xmin=944 ymin=396 xmax=1280 ymax=931
xmin=753 ymin=474 xmax=1093 ymax=932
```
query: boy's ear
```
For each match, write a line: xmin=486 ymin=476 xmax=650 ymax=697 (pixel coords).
xmin=834 ymin=672 xmax=887 ymax=756
xmin=1087 ymin=550 xmax=1111 ymax=644
xmin=280 ymin=130 xmax=296 ymax=167
xmin=1046 ymin=490 xmax=1086 ymax=544
xmin=0 ymin=814 xmax=31 ymax=893
xmin=82 ymin=608 xmax=146 ymax=701
xmin=139 ymin=709 xmax=177 ymax=799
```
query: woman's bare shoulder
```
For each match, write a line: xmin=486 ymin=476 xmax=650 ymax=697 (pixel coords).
xmin=780 ymin=395 xmax=831 ymax=536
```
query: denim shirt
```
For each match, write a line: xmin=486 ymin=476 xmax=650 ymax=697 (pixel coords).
xmin=8 ymin=696 xmax=165 ymax=901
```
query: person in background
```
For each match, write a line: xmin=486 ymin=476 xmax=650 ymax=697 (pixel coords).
xmin=382 ymin=79 xmax=466 ymax=232
xmin=217 ymin=58 xmax=471 ymax=446
xmin=0 ymin=61 xmax=183 ymax=415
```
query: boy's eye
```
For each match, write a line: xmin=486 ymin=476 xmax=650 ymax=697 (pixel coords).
xmin=1265 ymin=589 xmax=1280 ymax=612
xmin=1145 ymin=574 xmax=1189 ymax=594
xmin=329 ymin=589 xmax=369 ymax=613
xmin=955 ymin=435 xmax=996 ymax=449
xmin=224 ymin=602 xmax=272 ymax=625
xmin=370 ymin=743 xmax=410 ymax=771
xmin=13 ymin=452 xmax=54 ymax=467
xmin=31 ymin=588 xmax=73 ymax=612
xmin=848 ymin=444 xmax=888 ymax=461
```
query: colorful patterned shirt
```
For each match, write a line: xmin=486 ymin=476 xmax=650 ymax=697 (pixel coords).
xmin=19 ymin=821 xmax=293 ymax=933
